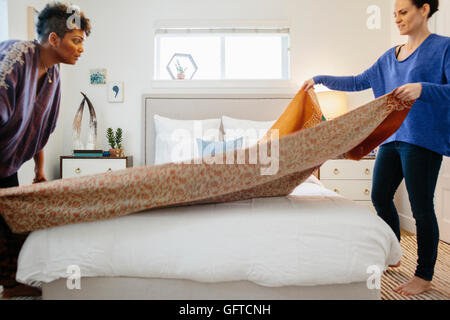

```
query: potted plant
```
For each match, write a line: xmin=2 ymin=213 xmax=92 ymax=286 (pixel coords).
xmin=115 ymin=128 xmax=124 ymax=157
xmin=175 ymin=60 xmax=187 ymax=80
xmin=107 ymin=128 xmax=124 ymax=157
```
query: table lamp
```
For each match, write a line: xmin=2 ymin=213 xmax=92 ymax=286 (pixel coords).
xmin=316 ymin=91 xmax=348 ymax=120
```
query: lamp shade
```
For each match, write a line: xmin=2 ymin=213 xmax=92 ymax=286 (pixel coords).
xmin=316 ymin=91 xmax=348 ymax=119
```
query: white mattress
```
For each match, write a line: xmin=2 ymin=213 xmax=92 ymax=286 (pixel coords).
xmin=16 ymin=176 xmax=402 ymax=288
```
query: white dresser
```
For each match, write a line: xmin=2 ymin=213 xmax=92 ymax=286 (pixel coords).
xmin=60 ymin=156 xmax=133 ymax=179
xmin=319 ymin=158 xmax=376 ymax=213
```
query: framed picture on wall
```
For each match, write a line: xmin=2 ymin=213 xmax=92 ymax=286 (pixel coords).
xmin=108 ymin=81 xmax=124 ymax=103
xmin=90 ymin=69 xmax=107 ymax=85
xmin=27 ymin=6 xmax=39 ymax=41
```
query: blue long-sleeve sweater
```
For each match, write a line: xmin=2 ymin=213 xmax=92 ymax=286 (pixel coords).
xmin=314 ymin=33 xmax=450 ymax=156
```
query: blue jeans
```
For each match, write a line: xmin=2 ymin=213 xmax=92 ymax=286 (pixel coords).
xmin=371 ymin=141 xmax=443 ymax=281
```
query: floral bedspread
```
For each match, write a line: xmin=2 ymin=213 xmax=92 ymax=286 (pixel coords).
xmin=0 ymin=89 xmax=413 ymax=233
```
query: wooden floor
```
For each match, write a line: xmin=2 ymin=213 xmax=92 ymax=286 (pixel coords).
xmin=401 ymin=229 xmax=414 ymax=237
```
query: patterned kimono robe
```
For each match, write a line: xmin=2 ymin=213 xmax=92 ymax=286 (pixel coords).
xmin=0 ymin=40 xmax=61 ymax=179
xmin=0 ymin=40 xmax=60 ymax=287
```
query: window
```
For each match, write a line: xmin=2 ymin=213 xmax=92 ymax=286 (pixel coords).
xmin=0 ymin=0 xmax=8 ymax=42
xmin=154 ymin=28 xmax=290 ymax=81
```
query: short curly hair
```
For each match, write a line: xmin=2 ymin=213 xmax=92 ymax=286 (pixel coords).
xmin=411 ymin=0 xmax=439 ymax=18
xmin=36 ymin=2 xmax=91 ymax=43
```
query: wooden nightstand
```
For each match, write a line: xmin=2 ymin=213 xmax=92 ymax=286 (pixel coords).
xmin=318 ymin=158 xmax=376 ymax=213
xmin=60 ymin=156 xmax=133 ymax=179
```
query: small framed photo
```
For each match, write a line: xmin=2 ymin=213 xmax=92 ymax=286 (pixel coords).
xmin=108 ymin=81 xmax=124 ymax=103
xmin=90 ymin=69 xmax=107 ymax=85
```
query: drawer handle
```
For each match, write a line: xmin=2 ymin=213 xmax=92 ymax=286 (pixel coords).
xmin=107 ymin=168 xmax=112 ymax=172
xmin=333 ymin=168 xmax=340 ymax=175
xmin=333 ymin=189 xmax=340 ymax=194
xmin=364 ymin=189 xmax=370 ymax=195
xmin=365 ymin=168 xmax=371 ymax=175
xmin=75 ymin=168 xmax=81 ymax=174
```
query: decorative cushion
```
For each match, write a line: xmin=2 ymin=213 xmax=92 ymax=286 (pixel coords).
xmin=154 ymin=115 xmax=221 ymax=164
xmin=197 ymin=137 xmax=243 ymax=158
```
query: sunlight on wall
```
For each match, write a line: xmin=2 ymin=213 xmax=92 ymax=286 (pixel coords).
xmin=0 ymin=0 xmax=8 ymax=41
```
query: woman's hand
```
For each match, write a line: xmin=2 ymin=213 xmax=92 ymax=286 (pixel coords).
xmin=394 ymin=83 xmax=422 ymax=102
xmin=33 ymin=169 xmax=47 ymax=184
xmin=33 ymin=150 xmax=46 ymax=183
xmin=301 ymin=78 xmax=316 ymax=91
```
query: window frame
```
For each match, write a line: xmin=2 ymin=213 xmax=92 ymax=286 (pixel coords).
xmin=153 ymin=27 xmax=293 ymax=88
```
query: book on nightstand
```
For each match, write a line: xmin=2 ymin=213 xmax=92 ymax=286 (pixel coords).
xmin=73 ymin=150 xmax=104 ymax=157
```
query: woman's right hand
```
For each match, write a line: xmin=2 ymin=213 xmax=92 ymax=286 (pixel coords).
xmin=301 ymin=78 xmax=315 ymax=91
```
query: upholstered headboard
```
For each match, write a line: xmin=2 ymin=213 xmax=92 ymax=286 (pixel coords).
xmin=142 ymin=93 xmax=294 ymax=165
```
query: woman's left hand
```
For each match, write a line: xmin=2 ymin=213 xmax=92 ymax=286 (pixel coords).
xmin=33 ymin=170 xmax=47 ymax=184
xmin=394 ymin=83 xmax=422 ymax=102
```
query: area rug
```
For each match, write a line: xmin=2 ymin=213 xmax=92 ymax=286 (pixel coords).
xmin=382 ymin=235 xmax=450 ymax=300
xmin=0 ymin=89 xmax=413 ymax=233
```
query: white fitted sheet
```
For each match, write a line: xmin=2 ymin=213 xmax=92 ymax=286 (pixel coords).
xmin=17 ymin=177 xmax=402 ymax=288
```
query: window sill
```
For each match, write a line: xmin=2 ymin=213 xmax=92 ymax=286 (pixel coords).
xmin=151 ymin=79 xmax=297 ymax=89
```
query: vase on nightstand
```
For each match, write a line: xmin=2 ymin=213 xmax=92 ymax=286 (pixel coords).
xmin=72 ymin=92 xmax=98 ymax=150
xmin=109 ymin=148 xmax=124 ymax=157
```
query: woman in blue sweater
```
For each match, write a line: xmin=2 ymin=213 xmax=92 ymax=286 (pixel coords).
xmin=302 ymin=0 xmax=449 ymax=296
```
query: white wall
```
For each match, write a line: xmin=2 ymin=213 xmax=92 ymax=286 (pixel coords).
xmin=0 ymin=0 xmax=8 ymax=42
xmin=57 ymin=0 xmax=392 ymax=169
xmin=7 ymin=0 xmax=46 ymax=40
xmin=435 ymin=0 xmax=450 ymax=36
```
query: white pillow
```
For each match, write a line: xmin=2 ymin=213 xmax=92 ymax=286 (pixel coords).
xmin=221 ymin=116 xmax=276 ymax=148
xmin=154 ymin=115 xmax=221 ymax=164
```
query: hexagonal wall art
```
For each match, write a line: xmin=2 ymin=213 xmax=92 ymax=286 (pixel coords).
xmin=166 ymin=53 xmax=198 ymax=80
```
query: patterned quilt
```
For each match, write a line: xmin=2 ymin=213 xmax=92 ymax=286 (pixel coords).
xmin=0 ymin=89 xmax=413 ymax=233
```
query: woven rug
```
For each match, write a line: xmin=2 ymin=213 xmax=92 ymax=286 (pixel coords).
xmin=382 ymin=235 xmax=450 ymax=300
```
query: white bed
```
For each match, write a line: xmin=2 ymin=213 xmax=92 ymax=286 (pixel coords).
xmin=16 ymin=94 xmax=402 ymax=300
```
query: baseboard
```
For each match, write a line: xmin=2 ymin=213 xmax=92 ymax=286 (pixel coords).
xmin=399 ymin=212 xmax=416 ymax=235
